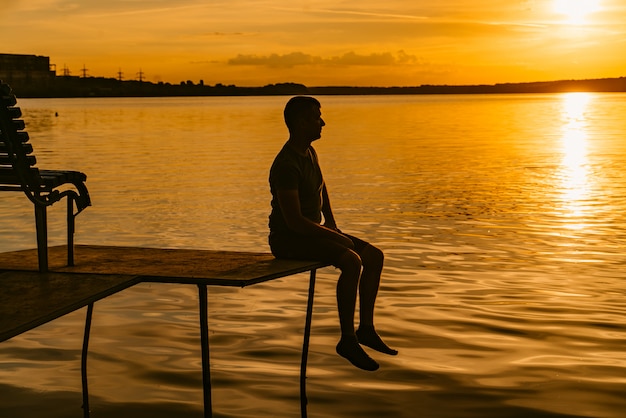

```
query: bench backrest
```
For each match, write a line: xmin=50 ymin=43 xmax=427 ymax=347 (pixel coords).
xmin=0 ymin=81 xmax=45 ymax=198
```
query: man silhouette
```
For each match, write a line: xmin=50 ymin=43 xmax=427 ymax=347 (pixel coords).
xmin=268 ymin=96 xmax=397 ymax=371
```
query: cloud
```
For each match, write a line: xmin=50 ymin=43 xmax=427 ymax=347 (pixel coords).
xmin=274 ymin=6 xmax=428 ymax=21
xmin=328 ymin=51 xmax=395 ymax=65
xmin=228 ymin=50 xmax=420 ymax=68
xmin=228 ymin=52 xmax=318 ymax=67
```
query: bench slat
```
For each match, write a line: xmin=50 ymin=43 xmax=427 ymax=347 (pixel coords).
xmin=1 ymin=94 xmax=17 ymax=107
xmin=0 ymin=142 xmax=34 ymax=154
xmin=6 ymin=106 xmax=22 ymax=119
xmin=11 ymin=119 xmax=25 ymax=131
xmin=0 ymin=166 xmax=41 ymax=184
xmin=0 ymin=154 xmax=37 ymax=166
xmin=0 ymin=132 xmax=30 ymax=143
xmin=0 ymin=167 xmax=87 ymax=188
xmin=15 ymin=131 xmax=29 ymax=142
xmin=13 ymin=118 xmax=26 ymax=131
xmin=0 ymin=118 xmax=26 ymax=132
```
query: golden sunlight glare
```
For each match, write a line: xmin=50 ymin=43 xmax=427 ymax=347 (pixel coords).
xmin=553 ymin=0 xmax=602 ymax=24
xmin=558 ymin=93 xmax=592 ymax=228
xmin=560 ymin=92 xmax=590 ymax=170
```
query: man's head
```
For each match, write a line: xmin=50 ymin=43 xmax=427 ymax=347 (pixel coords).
xmin=284 ymin=96 xmax=325 ymax=140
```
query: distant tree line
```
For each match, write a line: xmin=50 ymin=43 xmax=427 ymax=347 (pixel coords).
xmin=10 ymin=76 xmax=311 ymax=98
xmin=7 ymin=74 xmax=626 ymax=98
xmin=309 ymin=77 xmax=626 ymax=95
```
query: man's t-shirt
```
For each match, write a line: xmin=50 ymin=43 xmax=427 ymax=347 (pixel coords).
xmin=269 ymin=144 xmax=324 ymax=235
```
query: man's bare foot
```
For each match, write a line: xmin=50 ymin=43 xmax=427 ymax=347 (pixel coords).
xmin=336 ymin=336 xmax=379 ymax=371
xmin=356 ymin=326 xmax=398 ymax=356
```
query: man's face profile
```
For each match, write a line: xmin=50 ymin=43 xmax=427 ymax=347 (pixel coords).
xmin=299 ymin=105 xmax=325 ymax=141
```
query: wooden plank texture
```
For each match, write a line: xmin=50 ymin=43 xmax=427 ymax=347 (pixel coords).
xmin=0 ymin=271 xmax=139 ymax=342
xmin=0 ymin=245 xmax=328 ymax=342
xmin=0 ymin=245 xmax=328 ymax=286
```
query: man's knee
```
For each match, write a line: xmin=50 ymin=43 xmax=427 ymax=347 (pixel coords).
xmin=337 ymin=249 xmax=363 ymax=274
xmin=362 ymin=244 xmax=384 ymax=267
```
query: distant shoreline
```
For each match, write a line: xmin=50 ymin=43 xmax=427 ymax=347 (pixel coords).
xmin=8 ymin=75 xmax=626 ymax=98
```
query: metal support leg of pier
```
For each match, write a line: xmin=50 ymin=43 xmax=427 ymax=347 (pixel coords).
xmin=34 ymin=204 xmax=48 ymax=273
xmin=300 ymin=269 xmax=317 ymax=418
xmin=81 ymin=302 xmax=94 ymax=418
xmin=198 ymin=284 xmax=213 ymax=418
xmin=67 ymin=195 xmax=76 ymax=267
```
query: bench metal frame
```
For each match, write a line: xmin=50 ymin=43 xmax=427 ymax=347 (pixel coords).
xmin=0 ymin=81 xmax=90 ymax=272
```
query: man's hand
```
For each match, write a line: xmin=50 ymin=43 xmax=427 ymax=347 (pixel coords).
xmin=278 ymin=188 xmax=354 ymax=249
xmin=323 ymin=221 xmax=339 ymax=231
xmin=335 ymin=233 xmax=355 ymax=249
xmin=325 ymin=225 xmax=354 ymax=249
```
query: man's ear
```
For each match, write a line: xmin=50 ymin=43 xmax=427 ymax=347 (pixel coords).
xmin=293 ymin=115 xmax=306 ymax=131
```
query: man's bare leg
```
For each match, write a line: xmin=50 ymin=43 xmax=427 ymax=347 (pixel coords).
xmin=356 ymin=245 xmax=398 ymax=356
xmin=335 ymin=250 xmax=379 ymax=371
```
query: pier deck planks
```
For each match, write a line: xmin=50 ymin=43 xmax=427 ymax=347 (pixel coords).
xmin=0 ymin=245 xmax=328 ymax=342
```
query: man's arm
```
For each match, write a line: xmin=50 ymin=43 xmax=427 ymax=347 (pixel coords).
xmin=321 ymin=183 xmax=338 ymax=230
xmin=276 ymin=188 xmax=353 ymax=248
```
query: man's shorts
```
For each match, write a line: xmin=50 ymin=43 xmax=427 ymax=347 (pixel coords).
xmin=269 ymin=231 xmax=370 ymax=266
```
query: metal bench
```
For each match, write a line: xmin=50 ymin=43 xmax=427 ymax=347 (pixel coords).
xmin=0 ymin=81 xmax=91 ymax=272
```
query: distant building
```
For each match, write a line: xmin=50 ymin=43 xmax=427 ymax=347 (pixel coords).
xmin=0 ymin=53 xmax=56 ymax=95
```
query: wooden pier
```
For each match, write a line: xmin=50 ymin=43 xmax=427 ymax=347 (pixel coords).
xmin=0 ymin=245 xmax=329 ymax=418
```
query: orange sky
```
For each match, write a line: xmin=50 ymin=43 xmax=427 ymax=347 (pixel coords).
xmin=1 ymin=0 xmax=625 ymax=86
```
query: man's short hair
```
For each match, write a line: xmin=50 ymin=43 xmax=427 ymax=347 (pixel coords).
xmin=284 ymin=96 xmax=321 ymax=131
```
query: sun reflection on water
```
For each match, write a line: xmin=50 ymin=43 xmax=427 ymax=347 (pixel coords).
xmin=558 ymin=92 xmax=592 ymax=230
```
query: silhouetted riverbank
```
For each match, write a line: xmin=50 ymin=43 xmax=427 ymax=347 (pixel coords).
xmin=7 ymin=74 xmax=626 ymax=98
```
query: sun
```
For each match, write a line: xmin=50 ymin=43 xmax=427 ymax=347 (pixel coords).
xmin=553 ymin=0 xmax=602 ymax=24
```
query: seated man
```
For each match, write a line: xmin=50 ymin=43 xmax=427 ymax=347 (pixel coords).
xmin=268 ymin=96 xmax=397 ymax=371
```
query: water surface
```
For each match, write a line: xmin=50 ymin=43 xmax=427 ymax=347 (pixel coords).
xmin=1 ymin=93 xmax=625 ymax=417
